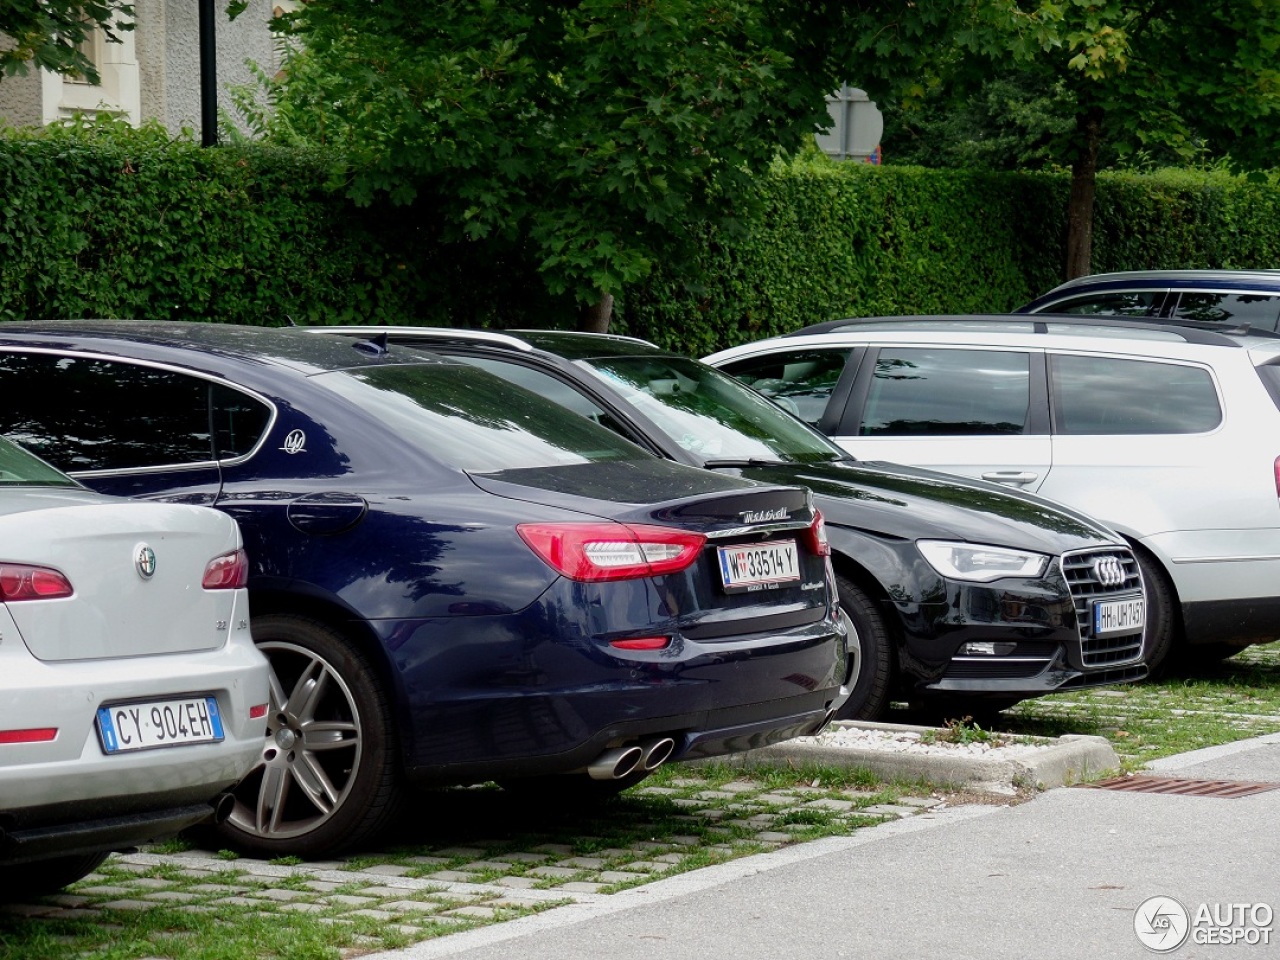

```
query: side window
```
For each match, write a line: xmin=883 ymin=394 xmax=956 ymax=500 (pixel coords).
xmin=716 ymin=350 xmax=850 ymax=425
xmin=1050 ymin=355 xmax=1221 ymax=435
xmin=0 ymin=352 xmax=268 ymax=472
xmin=1044 ymin=292 xmax=1165 ymax=317
xmin=859 ymin=348 xmax=1031 ymax=436
xmin=1170 ymin=292 xmax=1280 ymax=331
xmin=212 ymin=383 xmax=273 ymax=460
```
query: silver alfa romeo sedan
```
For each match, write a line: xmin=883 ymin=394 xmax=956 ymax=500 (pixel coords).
xmin=0 ymin=435 xmax=270 ymax=898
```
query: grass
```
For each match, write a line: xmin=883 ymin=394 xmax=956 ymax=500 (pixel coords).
xmin=992 ymin=640 xmax=1280 ymax=768
xmin=3 ymin=641 xmax=1277 ymax=959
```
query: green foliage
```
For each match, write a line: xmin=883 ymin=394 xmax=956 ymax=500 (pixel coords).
xmin=0 ymin=0 xmax=134 ymax=85
xmin=247 ymin=0 xmax=849 ymax=314
xmin=0 ymin=115 xmax=482 ymax=327
xmin=3 ymin=121 xmax=1280 ymax=351
xmin=616 ymin=160 xmax=1280 ymax=353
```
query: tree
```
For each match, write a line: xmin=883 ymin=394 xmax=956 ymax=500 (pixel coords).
xmin=252 ymin=0 xmax=849 ymax=330
xmin=0 ymin=1 xmax=134 ymax=86
xmin=843 ymin=1 xmax=1280 ymax=278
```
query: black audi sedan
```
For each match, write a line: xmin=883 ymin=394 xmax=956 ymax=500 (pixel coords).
xmin=311 ymin=327 xmax=1149 ymax=721
xmin=0 ymin=322 xmax=849 ymax=858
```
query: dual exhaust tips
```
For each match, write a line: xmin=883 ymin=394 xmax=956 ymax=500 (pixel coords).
xmin=587 ymin=736 xmax=676 ymax=781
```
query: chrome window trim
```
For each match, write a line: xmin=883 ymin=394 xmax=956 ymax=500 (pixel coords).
xmin=0 ymin=346 xmax=279 ymax=474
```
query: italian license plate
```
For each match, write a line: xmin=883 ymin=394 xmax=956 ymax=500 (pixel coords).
xmin=717 ymin=539 xmax=801 ymax=591
xmin=1094 ymin=597 xmax=1145 ymax=637
xmin=96 ymin=696 xmax=225 ymax=754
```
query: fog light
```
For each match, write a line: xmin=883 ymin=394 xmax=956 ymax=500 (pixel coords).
xmin=960 ymin=641 xmax=1018 ymax=656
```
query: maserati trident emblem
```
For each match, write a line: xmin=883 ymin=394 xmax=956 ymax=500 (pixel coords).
xmin=1092 ymin=556 xmax=1125 ymax=587
xmin=281 ymin=429 xmax=307 ymax=455
xmin=135 ymin=543 xmax=157 ymax=580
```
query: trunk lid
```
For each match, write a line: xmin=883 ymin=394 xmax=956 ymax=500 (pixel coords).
xmin=0 ymin=488 xmax=243 ymax=661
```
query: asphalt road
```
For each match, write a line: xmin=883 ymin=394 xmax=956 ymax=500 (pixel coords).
xmin=371 ymin=733 xmax=1280 ymax=960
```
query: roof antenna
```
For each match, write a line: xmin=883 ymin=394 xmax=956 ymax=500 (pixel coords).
xmin=352 ymin=332 xmax=390 ymax=357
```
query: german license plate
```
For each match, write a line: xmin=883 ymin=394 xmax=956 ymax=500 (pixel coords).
xmin=1094 ymin=597 xmax=1145 ymax=637
xmin=717 ymin=539 xmax=801 ymax=591
xmin=96 ymin=696 xmax=225 ymax=754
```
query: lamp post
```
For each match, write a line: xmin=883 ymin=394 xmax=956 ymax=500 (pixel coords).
xmin=199 ymin=0 xmax=217 ymax=146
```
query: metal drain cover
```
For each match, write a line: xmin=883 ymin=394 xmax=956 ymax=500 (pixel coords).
xmin=1086 ymin=775 xmax=1280 ymax=798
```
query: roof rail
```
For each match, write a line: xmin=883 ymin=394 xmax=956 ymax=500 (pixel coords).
xmin=305 ymin=325 xmax=536 ymax=353
xmin=788 ymin=314 xmax=1280 ymax=346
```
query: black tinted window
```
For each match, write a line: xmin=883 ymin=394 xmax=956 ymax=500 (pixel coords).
xmin=312 ymin=363 xmax=650 ymax=472
xmin=0 ymin=352 xmax=271 ymax=472
xmin=717 ymin=350 xmax=850 ymax=425
xmin=1050 ymin=355 xmax=1221 ymax=434
xmin=1171 ymin=292 xmax=1280 ymax=330
xmin=860 ymin=348 xmax=1031 ymax=436
xmin=1046 ymin=291 xmax=1164 ymax=317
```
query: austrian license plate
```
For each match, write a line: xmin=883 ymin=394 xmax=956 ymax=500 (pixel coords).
xmin=96 ymin=696 xmax=225 ymax=754
xmin=1094 ymin=597 xmax=1145 ymax=637
xmin=717 ymin=539 xmax=801 ymax=592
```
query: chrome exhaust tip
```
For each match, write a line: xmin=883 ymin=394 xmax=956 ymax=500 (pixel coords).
xmin=639 ymin=736 xmax=676 ymax=771
xmin=587 ymin=745 xmax=644 ymax=781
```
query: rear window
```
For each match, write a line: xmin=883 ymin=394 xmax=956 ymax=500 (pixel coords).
xmin=312 ymin=363 xmax=652 ymax=472
xmin=1050 ymin=355 xmax=1221 ymax=434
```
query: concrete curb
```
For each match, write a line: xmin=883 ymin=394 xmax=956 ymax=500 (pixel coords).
xmin=695 ymin=723 xmax=1122 ymax=795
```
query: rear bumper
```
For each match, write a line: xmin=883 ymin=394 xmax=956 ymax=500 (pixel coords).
xmin=0 ymin=789 xmax=232 ymax=865
xmin=395 ymin=608 xmax=849 ymax=784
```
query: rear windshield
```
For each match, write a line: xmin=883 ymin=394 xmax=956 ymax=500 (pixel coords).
xmin=311 ymin=363 xmax=653 ymax=472
xmin=578 ymin=355 xmax=847 ymax=465
xmin=0 ymin=435 xmax=78 ymax=486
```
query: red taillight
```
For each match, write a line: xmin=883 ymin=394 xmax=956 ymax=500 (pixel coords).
xmin=517 ymin=522 xmax=706 ymax=582
xmin=248 ymin=703 xmax=269 ymax=720
xmin=0 ymin=727 xmax=58 ymax=744
xmin=0 ymin=564 xmax=74 ymax=601
xmin=802 ymin=510 xmax=830 ymax=558
xmin=609 ymin=636 xmax=672 ymax=651
xmin=203 ymin=549 xmax=249 ymax=590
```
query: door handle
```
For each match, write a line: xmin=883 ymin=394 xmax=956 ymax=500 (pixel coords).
xmin=982 ymin=471 xmax=1038 ymax=485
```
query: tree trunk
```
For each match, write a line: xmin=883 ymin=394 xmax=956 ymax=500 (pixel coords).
xmin=1064 ymin=109 xmax=1103 ymax=280
xmin=578 ymin=295 xmax=614 ymax=333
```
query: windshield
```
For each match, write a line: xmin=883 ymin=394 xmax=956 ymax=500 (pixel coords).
xmin=312 ymin=363 xmax=654 ymax=473
xmin=579 ymin=355 xmax=847 ymax=465
xmin=0 ymin=435 xmax=78 ymax=486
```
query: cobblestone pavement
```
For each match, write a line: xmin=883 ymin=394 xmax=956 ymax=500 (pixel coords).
xmin=0 ymin=772 xmax=947 ymax=959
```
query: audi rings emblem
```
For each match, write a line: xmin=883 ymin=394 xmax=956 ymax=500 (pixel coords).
xmin=135 ymin=543 xmax=157 ymax=580
xmin=1093 ymin=556 xmax=1125 ymax=587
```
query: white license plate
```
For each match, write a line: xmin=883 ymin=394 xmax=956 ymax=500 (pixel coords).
xmin=1094 ymin=597 xmax=1145 ymax=637
xmin=717 ymin=539 xmax=801 ymax=591
xmin=96 ymin=696 xmax=225 ymax=754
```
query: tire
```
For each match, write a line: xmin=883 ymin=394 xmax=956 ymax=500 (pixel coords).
xmin=218 ymin=615 xmax=404 ymax=858
xmin=0 ymin=852 xmax=109 ymax=900
xmin=832 ymin=574 xmax=895 ymax=722
xmin=1133 ymin=548 xmax=1178 ymax=678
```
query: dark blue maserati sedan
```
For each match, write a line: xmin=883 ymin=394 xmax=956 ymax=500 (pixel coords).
xmin=0 ymin=322 xmax=849 ymax=858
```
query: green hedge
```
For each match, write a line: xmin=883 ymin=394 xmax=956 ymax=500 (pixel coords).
xmin=615 ymin=161 xmax=1280 ymax=354
xmin=0 ymin=119 xmax=449 ymax=327
xmin=3 ymin=121 xmax=1279 ymax=354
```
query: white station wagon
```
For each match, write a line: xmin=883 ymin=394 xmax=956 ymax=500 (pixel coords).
xmin=0 ymin=436 xmax=269 ymax=897
xmin=707 ymin=315 xmax=1280 ymax=673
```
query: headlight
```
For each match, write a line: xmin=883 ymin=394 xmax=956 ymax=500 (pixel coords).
xmin=917 ymin=541 xmax=1050 ymax=582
